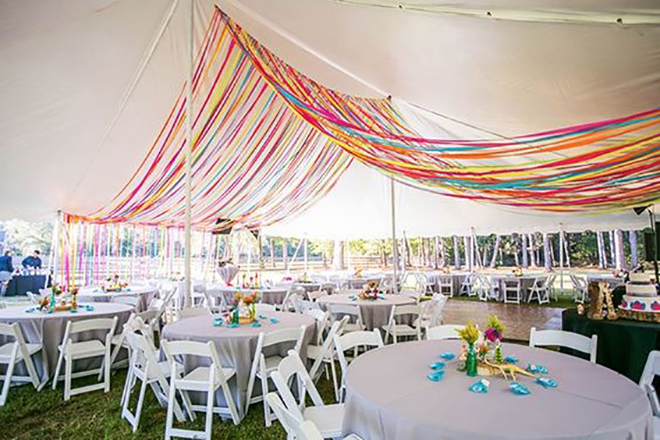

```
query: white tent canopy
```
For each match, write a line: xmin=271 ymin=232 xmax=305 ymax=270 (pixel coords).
xmin=0 ymin=0 xmax=657 ymax=236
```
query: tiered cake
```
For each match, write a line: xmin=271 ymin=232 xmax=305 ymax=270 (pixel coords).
xmin=618 ymin=272 xmax=660 ymax=322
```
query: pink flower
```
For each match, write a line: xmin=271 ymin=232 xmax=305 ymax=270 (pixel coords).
xmin=484 ymin=328 xmax=501 ymax=342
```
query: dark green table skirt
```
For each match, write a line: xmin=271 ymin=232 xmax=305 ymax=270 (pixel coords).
xmin=562 ymin=308 xmax=660 ymax=382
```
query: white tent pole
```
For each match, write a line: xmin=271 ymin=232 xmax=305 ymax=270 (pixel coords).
xmin=559 ymin=224 xmax=565 ymax=296
xmin=49 ymin=210 xmax=62 ymax=287
xmin=183 ymin=0 xmax=194 ymax=307
xmin=303 ymin=235 xmax=308 ymax=273
xmin=390 ymin=178 xmax=399 ymax=293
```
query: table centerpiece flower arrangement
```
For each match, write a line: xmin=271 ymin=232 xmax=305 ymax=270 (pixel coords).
xmin=226 ymin=291 xmax=258 ymax=325
xmin=511 ymin=267 xmax=523 ymax=277
xmin=38 ymin=283 xmax=79 ymax=312
xmin=358 ymin=280 xmax=380 ymax=300
xmin=102 ymin=274 xmax=128 ymax=292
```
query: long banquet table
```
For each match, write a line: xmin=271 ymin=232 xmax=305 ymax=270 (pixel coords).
xmin=343 ymin=339 xmax=652 ymax=440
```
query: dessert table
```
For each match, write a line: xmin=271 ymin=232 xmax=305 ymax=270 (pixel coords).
xmin=0 ymin=303 xmax=133 ymax=383
xmin=562 ymin=309 xmax=660 ymax=382
xmin=5 ymin=274 xmax=50 ymax=296
xmin=161 ymin=310 xmax=315 ymax=420
xmin=206 ymin=286 xmax=289 ymax=306
xmin=343 ymin=339 xmax=652 ymax=440
xmin=77 ymin=285 xmax=159 ymax=311
xmin=317 ymin=294 xmax=415 ymax=330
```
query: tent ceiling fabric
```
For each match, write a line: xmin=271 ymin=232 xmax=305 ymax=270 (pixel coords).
xmin=0 ymin=0 xmax=658 ymax=236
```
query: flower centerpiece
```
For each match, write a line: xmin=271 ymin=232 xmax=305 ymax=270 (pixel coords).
xmin=38 ymin=284 xmax=79 ymax=312
xmin=102 ymin=274 xmax=128 ymax=292
xmin=358 ymin=280 xmax=380 ymax=300
xmin=484 ymin=315 xmax=505 ymax=364
xmin=227 ymin=291 xmax=258 ymax=324
xmin=457 ymin=321 xmax=480 ymax=377
xmin=512 ymin=267 xmax=523 ymax=277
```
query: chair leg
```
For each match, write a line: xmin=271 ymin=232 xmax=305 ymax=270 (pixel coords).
xmin=52 ymin=350 xmax=64 ymax=390
xmin=165 ymin=377 xmax=176 ymax=440
xmin=330 ymin=359 xmax=339 ymax=403
xmin=0 ymin=357 xmax=16 ymax=406
xmin=205 ymin=375 xmax=215 ymax=439
xmin=261 ymin=372 xmax=271 ymax=427
xmin=64 ymin=355 xmax=72 ymax=401
xmin=221 ymin=381 xmax=240 ymax=425
xmin=121 ymin=365 xmax=134 ymax=408
xmin=133 ymin=376 xmax=148 ymax=433
xmin=104 ymin=348 xmax=111 ymax=393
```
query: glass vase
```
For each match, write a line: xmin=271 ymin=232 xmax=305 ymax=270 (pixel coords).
xmin=467 ymin=343 xmax=478 ymax=377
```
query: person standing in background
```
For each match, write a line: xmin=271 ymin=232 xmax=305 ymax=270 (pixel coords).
xmin=0 ymin=250 xmax=14 ymax=296
xmin=21 ymin=250 xmax=42 ymax=270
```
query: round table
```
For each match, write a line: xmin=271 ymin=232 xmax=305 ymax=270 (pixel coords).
xmin=77 ymin=285 xmax=159 ymax=311
xmin=206 ymin=286 xmax=289 ymax=306
xmin=0 ymin=303 xmax=133 ymax=383
xmin=343 ymin=340 xmax=652 ymax=440
xmin=161 ymin=311 xmax=316 ymax=420
xmin=317 ymin=294 xmax=415 ymax=331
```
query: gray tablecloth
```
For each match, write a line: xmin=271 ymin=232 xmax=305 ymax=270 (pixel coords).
xmin=0 ymin=303 xmax=133 ymax=383
xmin=317 ymin=294 xmax=415 ymax=331
xmin=161 ymin=311 xmax=315 ymax=420
xmin=77 ymin=285 xmax=159 ymax=312
xmin=343 ymin=340 xmax=653 ymax=440
xmin=206 ymin=286 xmax=289 ymax=306
xmin=428 ymin=272 xmax=469 ymax=295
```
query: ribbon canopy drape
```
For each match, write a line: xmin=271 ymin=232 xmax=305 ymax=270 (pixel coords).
xmin=73 ymin=7 xmax=659 ymax=229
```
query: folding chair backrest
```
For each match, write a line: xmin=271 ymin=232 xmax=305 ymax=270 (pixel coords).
xmin=162 ymin=338 xmax=211 ymax=360
xmin=640 ymin=351 xmax=660 ymax=416
xmin=295 ymin=299 xmax=316 ymax=314
xmin=265 ymin=393 xmax=305 ymax=437
xmin=148 ymin=298 xmax=165 ymax=311
xmin=304 ymin=309 xmax=329 ymax=344
xmin=275 ymin=351 xmax=324 ymax=409
xmin=532 ymin=276 xmax=547 ymax=288
xmin=426 ymin=324 xmax=465 ymax=341
xmin=309 ymin=318 xmax=347 ymax=380
xmin=69 ymin=317 xmax=117 ymax=335
xmin=333 ymin=329 xmax=383 ymax=380
xmin=261 ymin=326 xmax=305 ymax=352
xmin=392 ymin=304 xmax=421 ymax=318
xmin=329 ymin=304 xmax=360 ymax=319
xmin=0 ymin=323 xmax=18 ymax=339
xmin=529 ymin=327 xmax=597 ymax=362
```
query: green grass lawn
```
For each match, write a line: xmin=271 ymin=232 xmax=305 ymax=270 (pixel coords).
xmin=0 ymin=367 xmax=339 ymax=439
xmin=444 ymin=291 xmax=577 ymax=309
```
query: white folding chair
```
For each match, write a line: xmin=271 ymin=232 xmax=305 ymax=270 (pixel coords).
xmin=270 ymin=351 xmax=344 ymax=438
xmin=202 ymin=290 xmax=226 ymax=314
xmin=419 ymin=294 xmax=447 ymax=332
xmin=546 ymin=274 xmax=558 ymax=301
xmin=295 ymin=299 xmax=319 ymax=314
xmin=161 ymin=339 xmax=239 ymax=439
xmin=304 ymin=309 xmax=330 ymax=346
xmin=569 ymin=274 xmax=588 ymax=303
xmin=26 ymin=291 xmax=41 ymax=305
xmin=437 ymin=275 xmax=453 ymax=297
xmin=266 ymin=393 xmax=364 ymax=440
xmin=307 ymin=289 xmax=328 ymax=302
xmin=382 ymin=304 xmax=422 ymax=344
xmin=279 ymin=287 xmax=305 ymax=312
xmin=328 ymin=304 xmax=364 ymax=333
xmin=640 ymin=350 xmax=660 ymax=436
xmin=503 ymin=278 xmax=522 ymax=304
xmin=308 ymin=317 xmax=349 ymax=402
xmin=333 ymin=329 xmax=384 ymax=402
xmin=121 ymin=330 xmax=185 ymax=432
xmin=529 ymin=327 xmax=597 ymax=363
xmin=179 ymin=307 xmax=211 ymax=320
xmin=426 ymin=324 xmax=465 ymax=341
xmin=52 ymin=317 xmax=118 ymax=400
xmin=473 ymin=274 xmax=494 ymax=302
xmin=0 ymin=323 xmax=43 ymax=406
xmin=245 ymin=326 xmax=306 ymax=426
xmin=528 ymin=276 xmax=550 ymax=304
xmin=111 ymin=295 xmax=139 ymax=308
xmin=460 ymin=273 xmax=475 ymax=296
xmin=108 ymin=312 xmax=158 ymax=372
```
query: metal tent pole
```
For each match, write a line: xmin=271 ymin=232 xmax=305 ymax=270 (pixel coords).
xmin=183 ymin=0 xmax=194 ymax=307
xmin=390 ymin=178 xmax=399 ymax=294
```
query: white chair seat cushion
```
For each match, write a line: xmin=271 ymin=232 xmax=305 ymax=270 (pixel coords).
xmin=180 ymin=366 xmax=235 ymax=388
xmin=256 ymin=355 xmax=284 ymax=378
xmin=303 ymin=403 xmax=344 ymax=438
xmin=59 ymin=340 xmax=106 ymax=358
xmin=306 ymin=345 xmax=322 ymax=359
xmin=0 ymin=342 xmax=41 ymax=361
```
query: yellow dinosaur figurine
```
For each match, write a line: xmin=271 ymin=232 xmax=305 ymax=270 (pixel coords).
xmin=482 ymin=359 xmax=537 ymax=381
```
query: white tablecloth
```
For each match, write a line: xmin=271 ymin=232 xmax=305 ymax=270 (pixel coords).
xmin=77 ymin=285 xmax=159 ymax=311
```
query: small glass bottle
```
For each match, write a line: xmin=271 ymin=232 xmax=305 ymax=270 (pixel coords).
xmin=467 ymin=343 xmax=478 ymax=377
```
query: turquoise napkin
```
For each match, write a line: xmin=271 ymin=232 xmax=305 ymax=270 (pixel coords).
xmin=251 ymin=322 xmax=262 ymax=328
xmin=509 ymin=382 xmax=531 ymax=395
xmin=258 ymin=315 xmax=267 ymax=320
xmin=227 ymin=323 xmax=239 ymax=329
xmin=348 ymin=295 xmax=357 ymax=301
xmin=377 ymin=294 xmax=386 ymax=299
xmin=439 ymin=352 xmax=455 ymax=360
xmin=535 ymin=377 xmax=558 ymax=388
xmin=213 ymin=318 xmax=223 ymax=327
xmin=526 ymin=364 xmax=548 ymax=374
xmin=426 ymin=370 xmax=445 ymax=382
xmin=25 ymin=307 xmax=37 ymax=313
xmin=469 ymin=379 xmax=489 ymax=393
xmin=504 ymin=355 xmax=518 ymax=364
xmin=69 ymin=309 xmax=78 ymax=313
xmin=125 ymin=288 xmax=131 ymax=292
xmin=430 ymin=362 xmax=446 ymax=370
xmin=270 ymin=318 xmax=279 ymax=324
